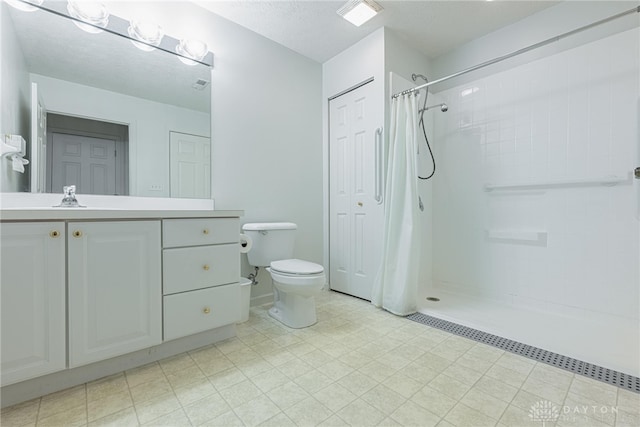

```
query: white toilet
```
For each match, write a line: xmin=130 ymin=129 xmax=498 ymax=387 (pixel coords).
xmin=242 ymin=222 xmax=325 ymax=328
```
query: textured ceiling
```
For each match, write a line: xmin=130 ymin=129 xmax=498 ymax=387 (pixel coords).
xmin=195 ymin=0 xmax=560 ymax=63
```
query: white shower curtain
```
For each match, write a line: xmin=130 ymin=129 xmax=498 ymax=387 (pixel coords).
xmin=372 ymin=92 xmax=422 ymax=316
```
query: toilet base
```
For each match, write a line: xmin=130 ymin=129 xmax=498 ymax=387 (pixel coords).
xmin=268 ymin=292 xmax=317 ymax=329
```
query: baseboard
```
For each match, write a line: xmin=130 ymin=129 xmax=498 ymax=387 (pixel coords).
xmin=250 ymin=293 xmax=273 ymax=307
xmin=1 ymin=325 xmax=236 ymax=408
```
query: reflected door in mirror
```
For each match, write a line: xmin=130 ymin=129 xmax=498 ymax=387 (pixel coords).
xmin=51 ymin=134 xmax=117 ymax=195
xmin=170 ymin=132 xmax=211 ymax=199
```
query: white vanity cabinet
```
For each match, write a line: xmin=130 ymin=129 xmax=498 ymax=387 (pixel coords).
xmin=162 ymin=218 xmax=241 ymax=341
xmin=0 ymin=222 xmax=66 ymax=386
xmin=67 ymin=221 xmax=162 ymax=367
xmin=0 ymin=209 xmax=243 ymax=406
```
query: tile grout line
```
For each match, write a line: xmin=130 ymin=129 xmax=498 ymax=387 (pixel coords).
xmin=406 ymin=312 xmax=640 ymax=394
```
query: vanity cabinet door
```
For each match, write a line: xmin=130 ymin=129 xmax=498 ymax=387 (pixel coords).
xmin=0 ymin=222 xmax=66 ymax=386
xmin=67 ymin=221 xmax=161 ymax=367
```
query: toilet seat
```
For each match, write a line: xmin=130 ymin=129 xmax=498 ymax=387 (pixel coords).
xmin=270 ymin=259 xmax=324 ymax=276
xmin=267 ymin=259 xmax=326 ymax=291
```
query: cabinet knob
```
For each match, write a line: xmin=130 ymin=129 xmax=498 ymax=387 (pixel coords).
xmin=203 ymin=228 xmax=210 ymax=235
xmin=203 ymin=307 xmax=211 ymax=314
xmin=357 ymin=201 xmax=363 ymax=207
xmin=49 ymin=230 xmax=60 ymax=238
xmin=73 ymin=230 xmax=83 ymax=238
xmin=203 ymin=264 xmax=210 ymax=271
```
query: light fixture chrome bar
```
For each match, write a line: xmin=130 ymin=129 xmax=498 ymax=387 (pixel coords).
xmin=392 ymin=6 xmax=640 ymax=98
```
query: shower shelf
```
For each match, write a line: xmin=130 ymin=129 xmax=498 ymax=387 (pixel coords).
xmin=483 ymin=173 xmax=630 ymax=192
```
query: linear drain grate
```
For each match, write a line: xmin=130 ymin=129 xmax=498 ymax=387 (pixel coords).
xmin=406 ymin=312 xmax=640 ymax=393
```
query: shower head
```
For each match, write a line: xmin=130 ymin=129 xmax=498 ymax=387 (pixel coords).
xmin=420 ymin=103 xmax=448 ymax=113
xmin=412 ymin=73 xmax=428 ymax=82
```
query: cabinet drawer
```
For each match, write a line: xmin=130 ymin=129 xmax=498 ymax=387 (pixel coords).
xmin=163 ymin=284 xmax=240 ymax=341
xmin=163 ymin=218 xmax=239 ymax=248
xmin=163 ymin=244 xmax=239 ymax=295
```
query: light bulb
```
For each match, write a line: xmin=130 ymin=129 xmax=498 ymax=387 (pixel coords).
xmin=67 ymin=1 xmax=109 ymax=34
xmin=176 ymin=39 xmax=208 ymax=66
xmin=128 ymin=20 xmax=164 ymax=51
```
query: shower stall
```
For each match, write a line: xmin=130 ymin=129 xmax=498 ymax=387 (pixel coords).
xmin=410 ymin=19 xmax=639 ymax=377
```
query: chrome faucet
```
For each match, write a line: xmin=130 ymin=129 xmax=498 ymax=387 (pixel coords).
xmin=55 ymin=185 xmax=85 ymax=208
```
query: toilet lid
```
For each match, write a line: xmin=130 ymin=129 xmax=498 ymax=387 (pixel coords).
xmin=270 ymin=259 xmax=324 ymax=275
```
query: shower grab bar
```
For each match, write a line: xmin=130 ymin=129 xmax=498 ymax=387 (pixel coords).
xmin=484 ymin=174 xmax=631 ymax=192
xmin=375 ymin=127 xmax=384 ymax=204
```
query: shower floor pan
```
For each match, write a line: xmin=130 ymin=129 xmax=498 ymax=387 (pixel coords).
xmin=407 ymin=311 xmax=640 ymax=393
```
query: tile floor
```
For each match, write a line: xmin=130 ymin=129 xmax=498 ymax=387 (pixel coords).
xmin=2 ymin=291 xmax=639 ymax=427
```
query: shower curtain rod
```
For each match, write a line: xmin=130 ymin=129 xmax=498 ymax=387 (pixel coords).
xmin=392 ymin=6 xmax=640 ymax=98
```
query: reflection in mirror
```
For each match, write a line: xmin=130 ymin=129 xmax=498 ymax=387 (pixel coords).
xmin=1 ymin=1 xmax=212 ymax=198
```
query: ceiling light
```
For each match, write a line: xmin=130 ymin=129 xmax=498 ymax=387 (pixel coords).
xmin=67 ymin=1 xmax=109 ymax=34
xmin=128 ymin=20 xmax=164 ymax=51
xmin=337 ymin=0 xmax=382 ymax=27
xmin=176 ymin=39 xmax=208 ymax=66
xmin=5 ymin=0 xmax=44 ymax=12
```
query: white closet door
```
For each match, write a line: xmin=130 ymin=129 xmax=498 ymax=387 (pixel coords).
xmin=329 ymin=81 xmax=383 ymax=301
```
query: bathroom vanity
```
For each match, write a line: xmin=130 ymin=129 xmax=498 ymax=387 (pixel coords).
xmin=0 ymin=208 xmax=243 ymax=406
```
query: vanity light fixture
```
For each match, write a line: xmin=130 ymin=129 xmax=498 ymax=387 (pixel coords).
xmin=337 ymin=0 xmax=382 ymax=27
xmin=128 ymin=20 xmax=164 ymax=51
xmin=6 ymin=0 xmax=44 ymax=12
xmin=67 ymin=0 xmax=109 ymax=34
xmin=176 ymin=39 xmax=208 ymax=66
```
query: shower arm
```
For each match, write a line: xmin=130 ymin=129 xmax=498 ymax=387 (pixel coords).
xmin=393 ymin=6 xmax=640 ymax=98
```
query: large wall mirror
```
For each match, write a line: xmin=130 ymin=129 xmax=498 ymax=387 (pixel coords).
xmin=2 ymin=1 xmax=212 ymax=199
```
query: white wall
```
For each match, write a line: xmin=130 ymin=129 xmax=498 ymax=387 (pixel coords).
xmin=430 ymin=24 xmax=639 ymax=323
xmin=206 ymin=12 xmax=323 ymax=303
xmin=30 ymin=74 xmax=209 ymax=198
xmin=0 ymin=3 xmax=30 ymax=193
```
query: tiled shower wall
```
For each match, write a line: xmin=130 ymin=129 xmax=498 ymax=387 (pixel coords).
xmin=432 ymin=28 xmax=639 ymax=320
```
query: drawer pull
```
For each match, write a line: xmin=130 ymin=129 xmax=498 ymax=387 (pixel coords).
xmin=203 ymin=307 xmax=211 ymax=314
xmin=203 ymin=264 xmax=210 ymax=271
xmin=73 ymin=230 xmax=83 ymax=238
xmin=49 ymin=230 xmax=60 ymax=238
xmin=203 ymin=228 xmax=210 ymax=235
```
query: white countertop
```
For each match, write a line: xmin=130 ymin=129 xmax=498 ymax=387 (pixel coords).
xmin=0 ymin=209 xmax=244 ymax=221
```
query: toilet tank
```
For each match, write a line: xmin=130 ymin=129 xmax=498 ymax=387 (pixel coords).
xmin=242 ymin=222 xmax=297 ymax=267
